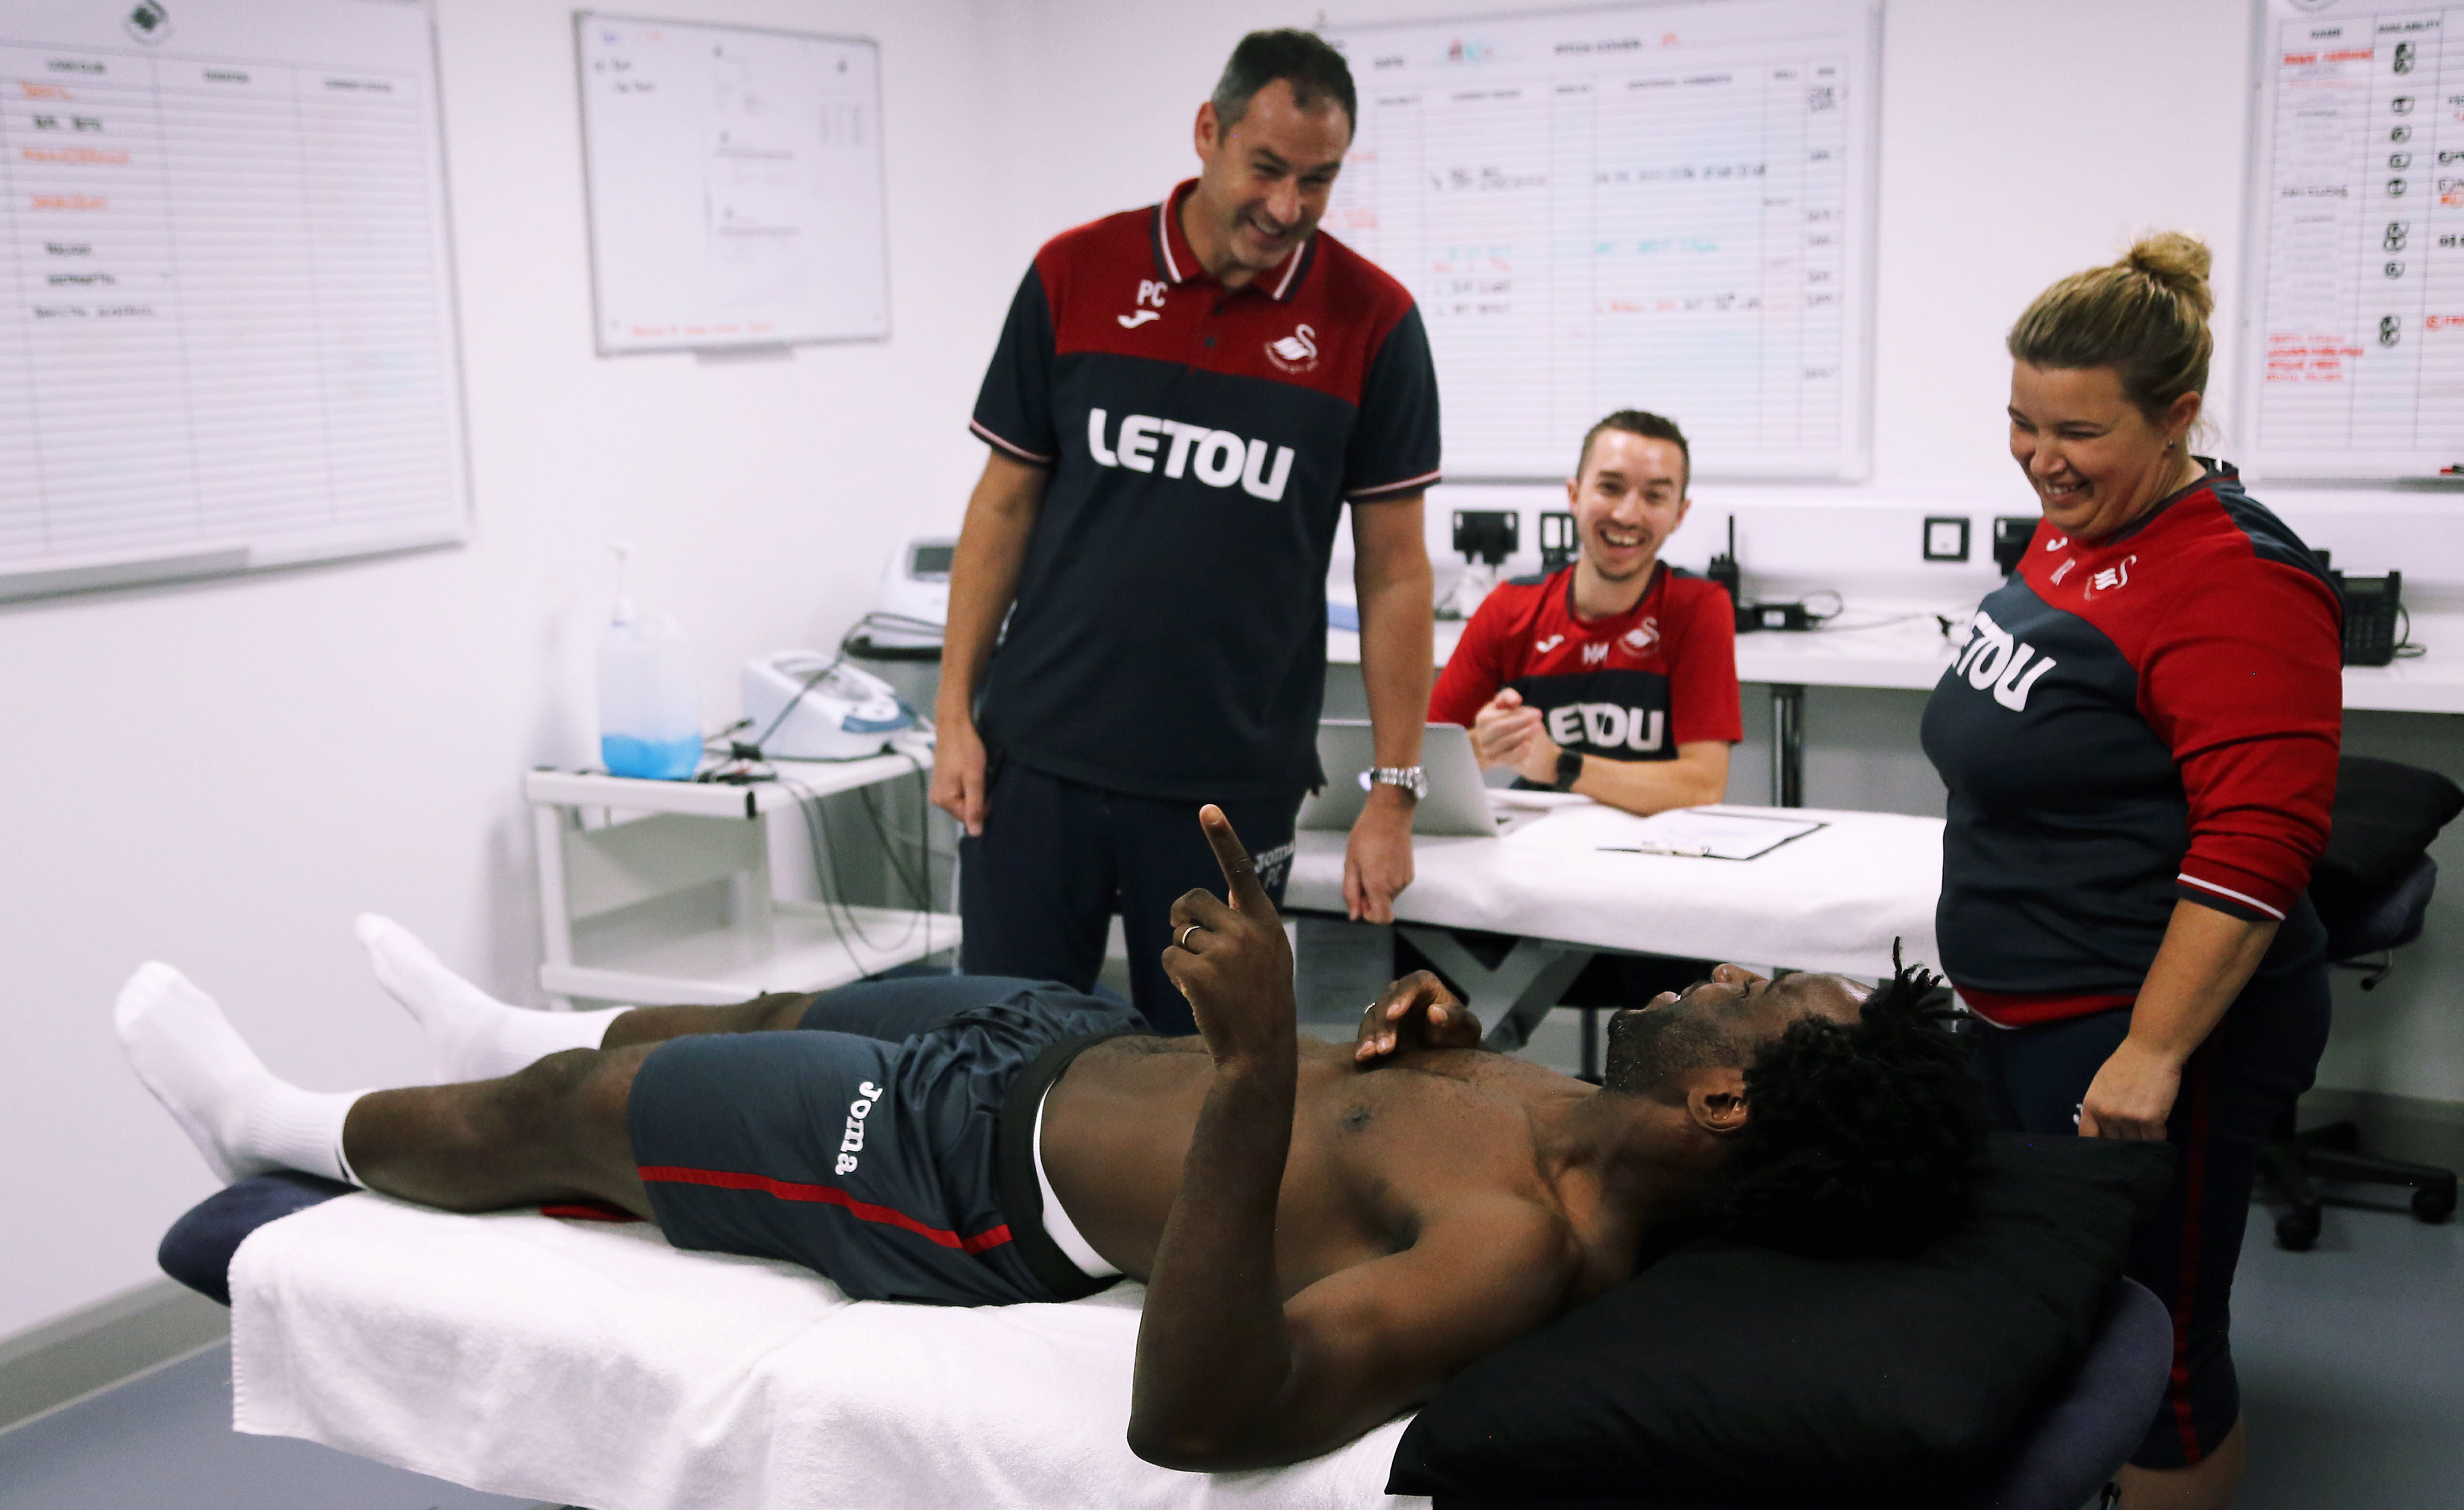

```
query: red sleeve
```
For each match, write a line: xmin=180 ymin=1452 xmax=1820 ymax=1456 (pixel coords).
xmin=1666 ymin=579 xmax=1743 ymax=746
xmin=2138 ymin=561 xmax=2342 ymax=922
xmin=1429 ymin=593 xmax=1515 ymax=726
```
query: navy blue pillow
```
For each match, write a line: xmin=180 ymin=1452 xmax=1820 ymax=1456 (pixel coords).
xmin=159 ymin=1171 xmax=354 ymax=1306
xmin=1388 ymin=1134 xmax=2175 ymax=1506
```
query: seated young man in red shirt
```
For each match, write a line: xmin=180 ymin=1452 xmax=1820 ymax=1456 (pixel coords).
xmin=1429 ymin=410 xmax=1741 ymax=814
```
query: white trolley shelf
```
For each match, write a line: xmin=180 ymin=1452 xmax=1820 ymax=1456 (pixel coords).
xmin=524 ymin=753 xmax=957 ymax=1006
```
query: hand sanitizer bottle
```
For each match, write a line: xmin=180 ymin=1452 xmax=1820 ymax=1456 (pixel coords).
xmin=597 ymin=543 xmax=701 ymax=780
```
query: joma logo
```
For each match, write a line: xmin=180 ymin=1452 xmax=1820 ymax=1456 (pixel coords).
xmin=834 ymin=1080 xmax=885 ymax=1176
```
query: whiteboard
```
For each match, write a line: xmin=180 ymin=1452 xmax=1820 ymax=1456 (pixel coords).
xmin=2242 ymin=0 xmax=2464 ymax=479
xmin=576 ymin=15 xmax=887 ymax=355
xmin=0 ymin=0 xmax=470 ymax=604
xmin=1323 ymin=0 xmax=1880 ymax=481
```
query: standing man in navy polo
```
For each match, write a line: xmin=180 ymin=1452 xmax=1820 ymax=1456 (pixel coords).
xmin=931 ymin=30 xmax=1440 ymax=1032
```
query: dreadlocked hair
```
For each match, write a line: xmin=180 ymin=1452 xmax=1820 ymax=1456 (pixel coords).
xmin=1712 ymin=953 xmax=1989 ymax=1260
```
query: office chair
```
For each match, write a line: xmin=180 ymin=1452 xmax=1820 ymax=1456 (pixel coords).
xmin=2260 ymin=755 xmax=2463 ymax=1251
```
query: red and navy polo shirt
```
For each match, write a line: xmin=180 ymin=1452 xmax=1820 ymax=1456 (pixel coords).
xmin=968 ymin=179 xmax=1441 ymax=803
xmin=1920 ymin=464 xmax=2343 ymax=1025
xmin=1428 ymin=564 xmax=1742 ymax=761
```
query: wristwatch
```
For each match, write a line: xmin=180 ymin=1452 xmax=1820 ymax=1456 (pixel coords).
xmin=1356 ymin=765 xmax=1429 ymax=801
xmin=1553 ymin=749 xmax=1584 ymax=792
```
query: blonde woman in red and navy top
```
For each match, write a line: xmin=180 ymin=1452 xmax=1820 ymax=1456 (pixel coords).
xmin=1921 ymin=235 xmax=2341 ymax=1510
xmin=1430 ymin=411 xmax=1740 ymax=813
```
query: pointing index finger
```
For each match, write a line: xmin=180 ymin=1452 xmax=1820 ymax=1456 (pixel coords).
xmin=1198 ymin=804 xmax=1273 ymax=916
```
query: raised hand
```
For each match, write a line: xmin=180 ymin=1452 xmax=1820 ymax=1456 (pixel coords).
xmin=1469 ymin=687 xmax=1543 ymax=770
xmin=1473 ymin=688 xmax=1567 ymax=785
xmin=1160 ymin=806 xmax=1296 ymax=1071
xmin=1354 ymin=971 xmax=1482 ymax=1063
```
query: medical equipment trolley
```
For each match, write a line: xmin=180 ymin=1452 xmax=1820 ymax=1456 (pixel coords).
xmin=524 ymin=746 xmax=957 ymax=1006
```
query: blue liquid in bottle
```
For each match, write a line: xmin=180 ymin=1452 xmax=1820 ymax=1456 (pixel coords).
xmin=600 ymin=731 xmax=703 ymax=781
xmin=597 ymin=544 xmax=700 ymax=782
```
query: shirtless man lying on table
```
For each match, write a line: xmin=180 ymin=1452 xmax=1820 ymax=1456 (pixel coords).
xmin=119 ymin=807 xmax=1987 ymax=1472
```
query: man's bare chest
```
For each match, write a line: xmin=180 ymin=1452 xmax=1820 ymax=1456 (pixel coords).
xmin=1284 ymin=1061 xmax=1552 ymax=1246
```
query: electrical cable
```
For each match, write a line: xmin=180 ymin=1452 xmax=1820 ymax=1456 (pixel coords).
xmin=829 ymin=752 xmax=933 ymax=912
xmin=744 ymin=655 xmax=848 ymax=755
xmin=843 ymin=610 xmax=946 ymax=650
xmin=1810 ymin=608 xmax=1942 ymax=632
xmin=667 ymin=612 xmax=949 ymax=975
xmin=688 ymin=726 xmax=939 ymax=977
xmin=772 ymin=751 xmax=934 ymax=974
xmin=2393 ymin=604 xmax=2427 ymax=659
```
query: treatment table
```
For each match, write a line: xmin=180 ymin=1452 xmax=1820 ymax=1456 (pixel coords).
xmin=164 ymin=1158 xmax=2172 ymax=1510
xmin=192 ymin=1178 xmax=1412 ymax=1510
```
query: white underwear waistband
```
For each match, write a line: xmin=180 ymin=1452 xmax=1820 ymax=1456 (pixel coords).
xmin=1033 ymin=1080 xmax=1121 ymax=1281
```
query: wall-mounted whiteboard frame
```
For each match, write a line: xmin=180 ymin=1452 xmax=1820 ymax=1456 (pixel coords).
xmin=0 ymin=0 xmax=473 ymax=605
xmin=1323 ymin=0 xmax=1883 ymax=482
xmin=575 ymin=14 xmax=890 ymax=357
xmin=2237 ymin=0 xmax=2464 ymax=482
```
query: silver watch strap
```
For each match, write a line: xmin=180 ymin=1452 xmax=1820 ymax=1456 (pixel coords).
xmin=1357 ymin=765 xmax=1429 ymax=800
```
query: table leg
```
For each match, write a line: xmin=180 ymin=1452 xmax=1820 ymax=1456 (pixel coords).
xmin=1397 ymin=925 xmax=1595 ymax=1053
xmin=1771 ymin=683 xmax=1806 ymax=808
xmin=532 ymin=804 xmax=576 ymax=1008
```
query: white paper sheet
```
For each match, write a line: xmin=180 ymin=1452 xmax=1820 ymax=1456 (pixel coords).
xmin=1569 ymin=805 xmax=1828 ymax=860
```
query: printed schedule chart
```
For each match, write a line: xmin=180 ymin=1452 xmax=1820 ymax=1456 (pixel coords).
xmin=0 ymin=0 xmax=466 ymax=602
xmin=577 ymin=17 xmax=889 ymax=355
xmin=1325 ymin=0 xmax=1878 ymax=480
xmin=2249 ymin=2 xmax=2464 ymax=478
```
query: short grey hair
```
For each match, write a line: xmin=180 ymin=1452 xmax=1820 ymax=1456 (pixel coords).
xmin=1210 ymin=29 xmax=1357 ymax=133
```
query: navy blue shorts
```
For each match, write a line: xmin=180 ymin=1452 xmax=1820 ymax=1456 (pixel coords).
xmin=959 ymin=758 xmax=1297 ymax=1036
xmin=1967 ymin=961 xmax=2330 ymax=1469
xmin=627 ymin=974 xmax=1142 ymax=1306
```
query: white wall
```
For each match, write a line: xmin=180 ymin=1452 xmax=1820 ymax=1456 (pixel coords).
xmin=9 ymin=0 xmax=2463 ymax=1348
xmin=0 ymin=0 xmax=1014 ymax=1342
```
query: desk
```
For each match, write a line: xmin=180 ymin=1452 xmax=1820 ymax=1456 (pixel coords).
xmin=1284 ymin=800 xmax=1945 ymax=1051
xmin=1331 ymin=602 xmax=2464 ymax=807
xmin=525 ymin=747 xmax=957 ymax=1006
xmin=2341 ymin=607 xmax=2464 ymax=713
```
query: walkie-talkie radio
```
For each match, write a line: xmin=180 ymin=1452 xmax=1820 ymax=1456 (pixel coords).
xmin=1706 ymin=515 xmax=1814 ymax=631
xmin=1708 ymin=516 xmax=1745 ymax=628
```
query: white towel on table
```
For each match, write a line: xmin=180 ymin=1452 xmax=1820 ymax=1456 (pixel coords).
xmin=230 ymin=1190 xmax=1424 ymax=1510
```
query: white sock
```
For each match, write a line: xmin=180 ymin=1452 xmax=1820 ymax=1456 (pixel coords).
xmin=115 ymin=963 xmax=366 ymax=1187
xmin=357 ymin=914 xmax=627 ymax=1080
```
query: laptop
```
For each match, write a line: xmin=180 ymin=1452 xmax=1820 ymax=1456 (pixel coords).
xmin=1296 ymin=721 xmax=1501 ymax=837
